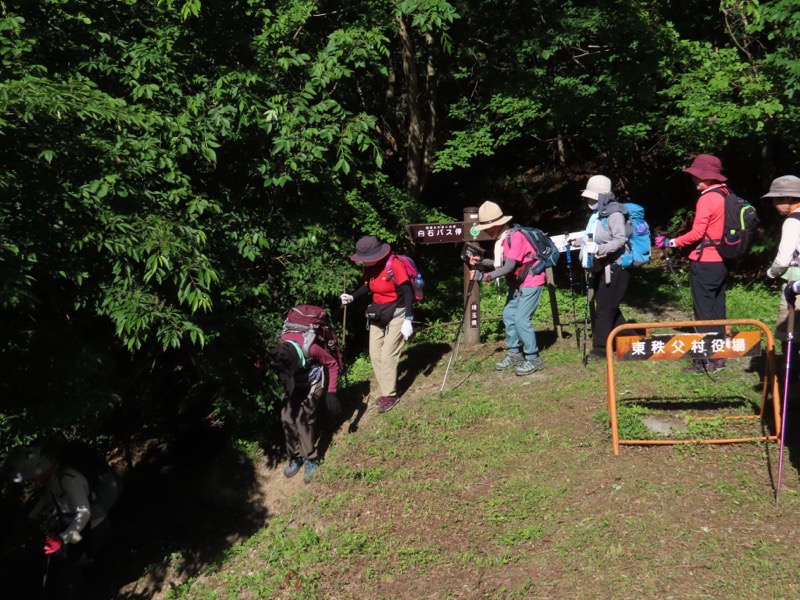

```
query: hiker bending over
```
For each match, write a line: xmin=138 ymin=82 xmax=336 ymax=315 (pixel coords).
xmin=655 ymin=154 xmax=729 ymax=374
xmin=468 ymin=201 xmax=546 ymax=376
xmin=269 ymin=331 xmax=341 ymax=483
xmin=8 ymin=443 xmax=117 ymax=598
xmin=764 ymin=175 xmax=800 ymax=380
xmin=341 ymin=235 xmax=413 ymax=413
xmin=567 ymin=175 xmax=630 ymax=363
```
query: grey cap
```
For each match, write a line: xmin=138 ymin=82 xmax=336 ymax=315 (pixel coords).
xmin=762 ymin=175 xmax=800 ymax=199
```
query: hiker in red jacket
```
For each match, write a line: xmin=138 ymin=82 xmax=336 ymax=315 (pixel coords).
xmin=655 ymin=154 xmax=728 ymax=373
xmin=340 ymin=236 xmax=414 ymax=414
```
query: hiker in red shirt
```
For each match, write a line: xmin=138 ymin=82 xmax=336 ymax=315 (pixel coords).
xmin=655 ymin=154 xmax=728 ymax=373
xmin=341 ymin=236 xmax=415 ymax=414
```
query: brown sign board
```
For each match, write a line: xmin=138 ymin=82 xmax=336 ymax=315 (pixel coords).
xmin=407 ymin=221 xmax=495 ymax=244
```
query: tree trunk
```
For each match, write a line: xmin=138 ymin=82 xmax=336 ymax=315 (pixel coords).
xmin=398 ymin=14 xmax=425 ymax=200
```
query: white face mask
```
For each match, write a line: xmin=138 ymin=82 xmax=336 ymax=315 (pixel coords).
xmin=587 ymin=200 xmax=598 ymax=210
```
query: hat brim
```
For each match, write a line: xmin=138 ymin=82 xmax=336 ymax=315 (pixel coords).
xmin=683 ymin=166 xmax=727 ymax=182
xmin=474 ymin=214 xmax=512 ymax=231
xmin=763 ymin=191 xmax=800 ymax=199
xmin=582 ymin=190 xmax=600 ymax=200
xmin=350 ymin=243 xmax=390 ymax=263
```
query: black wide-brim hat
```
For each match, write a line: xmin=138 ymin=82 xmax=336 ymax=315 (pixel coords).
xmin=350 ymin=235 xmax=391 ymax=262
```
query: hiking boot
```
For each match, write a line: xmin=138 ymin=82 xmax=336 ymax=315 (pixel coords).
xmin=495 ymin=352 xmax=524 ymax=371
xmin=283 ymin=457 xmax=302 ymax=479
xmin=585 ymin=351 xmax=606 ymax=363
xmin=710 ymin=358 xmax=726 ymax=372
xmin=683 ymin=359 xmax=715 ymax=375
xmin=303 ymin=459 xmax=317 ymax=484
xmin=377 ymin=395 xmax=400 ymax=413
xmin=515 ymin=356 xmax=545 ymax=376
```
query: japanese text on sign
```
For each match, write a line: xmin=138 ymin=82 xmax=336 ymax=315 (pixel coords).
xmin=616 ymin=332 xmax=761 ymax=361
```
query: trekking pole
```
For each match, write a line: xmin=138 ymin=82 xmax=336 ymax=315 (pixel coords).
xmin=440 ymin=275 xmax=477 ymax=394
xmin=564 ymin=232 xmax=579 ymax=348
xmin=663 ymin=247 xmax=692 ymax=318
xmin=582 ymin=233 xmax=594 ymax=367
xmin=341 ymin=272 xmax=349 ymax=388
xmin=41 ymin=554 xmax=51 ymax=600
xmin=776 ymin=298 xmax=796 ymax=504
xmin=582 ymin=269 xmax=591 ymax=366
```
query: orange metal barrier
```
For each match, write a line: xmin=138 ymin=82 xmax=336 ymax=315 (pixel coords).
xmin=605 ymin=319 xmax=781 ymax=456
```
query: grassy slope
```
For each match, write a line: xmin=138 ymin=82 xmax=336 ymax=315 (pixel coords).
xmin=167 ymin=263 xmax=800 ymax=599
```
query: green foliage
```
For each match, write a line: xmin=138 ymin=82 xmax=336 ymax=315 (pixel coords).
xmin=3 ymin=0 xmax=800 ymax=465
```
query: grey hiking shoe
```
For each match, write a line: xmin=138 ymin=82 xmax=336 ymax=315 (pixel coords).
xmin=495 ymin=352 xmax=524 ymax=371
xmin=303 ymin=459 xmax=317 ymax=484
xmin=515 ymin=356 xmax=545 ymax=376
xmin=283 ymin=457 xmax=302 ymax=479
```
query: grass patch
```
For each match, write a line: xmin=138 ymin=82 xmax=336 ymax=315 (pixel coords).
xmin=165 ymin=275 xmax=800 ymax=600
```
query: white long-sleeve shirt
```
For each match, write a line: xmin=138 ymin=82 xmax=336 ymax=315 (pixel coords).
xmin=29 ymin=467 xmax=92 ymax=544
xmin=767 ymin=210 xmax=800 ymax=280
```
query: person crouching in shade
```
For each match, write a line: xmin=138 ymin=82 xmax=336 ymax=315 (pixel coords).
xmin=7 ymin=444 xmax=115 ymax=599
xmin=268 ymin=333 xmax=341 ymax=484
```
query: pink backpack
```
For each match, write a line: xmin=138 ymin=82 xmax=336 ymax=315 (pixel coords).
xmin=386 ymin=254 xmax=425 ymax=301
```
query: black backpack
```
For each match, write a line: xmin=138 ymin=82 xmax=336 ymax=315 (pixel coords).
xmin=57 ymin=441 xmax=122 ymax=515
xmin=703 ymin=188 xmax=760 ymax=260
xmin=506 ymin=225 xmax=561 ymax=282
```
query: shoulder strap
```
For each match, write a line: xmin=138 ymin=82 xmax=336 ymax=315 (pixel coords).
xmin=506 ymin=225 xmax=521 ymax=249
xmin=285 ymin=340 xmax=306 ymax=368
xmin=385 ymin=254 xmax=401 ymax=284
xmin=697 ymin=186 xmax=732 ymax=254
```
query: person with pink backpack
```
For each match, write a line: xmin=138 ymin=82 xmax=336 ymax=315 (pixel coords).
xmin=341 ymin=235 xmax=416 ymax=414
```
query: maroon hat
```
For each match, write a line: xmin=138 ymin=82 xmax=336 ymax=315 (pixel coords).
xmin=682 ymin=154 xmax=727 ymax=182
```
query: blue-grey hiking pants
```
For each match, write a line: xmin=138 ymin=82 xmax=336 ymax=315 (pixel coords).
xmin=503 ymin=285 xmax=543 ymax=357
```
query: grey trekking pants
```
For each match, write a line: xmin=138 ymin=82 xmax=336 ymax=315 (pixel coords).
xmin=281 ymin=364 xmax=324 ymax=460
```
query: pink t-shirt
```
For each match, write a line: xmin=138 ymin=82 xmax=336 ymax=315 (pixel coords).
xmin=505 ymin=230 xmax=546 ymax=287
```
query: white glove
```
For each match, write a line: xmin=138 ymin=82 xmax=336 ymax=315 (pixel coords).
xmin=401 ymin=318 xmax=414 ymax=341
xmin=340 ymin=293 xmax=354 ymax=306
xmin=585 ymin=241 xmax=598 ymax=254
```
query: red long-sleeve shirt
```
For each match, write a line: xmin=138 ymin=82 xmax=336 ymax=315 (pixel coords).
xmin=673 ymin=184 xmax=726 ymax=262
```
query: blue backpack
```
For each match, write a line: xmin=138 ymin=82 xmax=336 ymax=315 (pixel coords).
xmin=601 ymin=203 xmax=651 ymax=268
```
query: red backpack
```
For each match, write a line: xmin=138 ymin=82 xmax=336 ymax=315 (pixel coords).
xmin=280 ymin=305 xmax=344 ymax=370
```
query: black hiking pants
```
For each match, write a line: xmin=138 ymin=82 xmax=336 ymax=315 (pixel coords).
xmin=689 ymin=260 xmax=728 ymax=335
xmin=592 ymin=263 xmax=630 ymax=354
